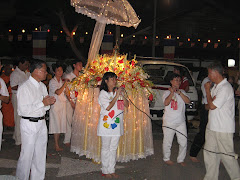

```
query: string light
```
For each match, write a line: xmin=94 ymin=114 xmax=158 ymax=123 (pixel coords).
xmin=60 ymin=30 xmax=63 ymax=33
xmin=238 ymin=38 xmax=240 ymax=41
xmin=8 ymin=29 xmax=11 ymax=32
xmin=156 ymin=36 xmax=158 ymax=39
xmin=22 ymin=29 xmax=25 ymax=33
xmin=208 ymin=39 xmax=211 ymax=43
xmin=218 ymin=39 xmax=221 ymax=42
xmin=144 ymin=36 xmax=147 ymax=40
xmin=177 ymin=36 xmax=179 ymax=39
xmin=73 ymin=31 xmax=76 ymax=35
xmin=198 ymin=39 xmax=201 ymax=42
xmin=188 ymin=38 xmax=190 ymax=41
xmin=85 ymin=32 xmax=88 ymax=35
xmin=35 ymin=28 xmax=38 ymax=31
xmin=121 ymin=34 xmax=124 ymax=38
xmin=47 ymin=29 xmax=50 ymax=33
xmin=133 ymin=35 xmax=135 ymax=38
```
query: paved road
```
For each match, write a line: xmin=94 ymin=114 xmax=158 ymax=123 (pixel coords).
xmin=0 ymin=120 xmax=239 ymax=180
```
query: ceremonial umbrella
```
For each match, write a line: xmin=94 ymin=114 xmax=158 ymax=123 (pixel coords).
xmin=71 ymin=0 xmax=141 ymax=68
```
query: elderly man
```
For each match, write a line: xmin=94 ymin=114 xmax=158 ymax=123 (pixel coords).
xmin=10 ymin=57 xmax=30 ymax=145
xmin=204 ymin=63 xmax=240 ymax=180
xmin=16 ymin=59 xmax=56 ymax=180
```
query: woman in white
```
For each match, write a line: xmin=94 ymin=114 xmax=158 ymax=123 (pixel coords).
xmin=162 ymin=73 xmax=190 ymax=166
xmin=98 ymin=72 xmax=129 ymax=178
xmin=49 ymin=63 xmax=68 ymax=151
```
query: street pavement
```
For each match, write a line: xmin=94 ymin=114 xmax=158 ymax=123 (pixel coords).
xmin=0 ymin=119 xmax=240 ymax=180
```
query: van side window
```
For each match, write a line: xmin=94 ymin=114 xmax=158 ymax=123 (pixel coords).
xmin=143 ymin=64 xmax=193 ymax=86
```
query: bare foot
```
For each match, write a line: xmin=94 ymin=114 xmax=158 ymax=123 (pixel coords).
xmin=64 ymin=143 xmax=71 ymax=147
xmin=190 ymin=156 xmax=199 ymax=163
xmin=164 ymin=160 xmax=174 ymax=165
xmin=102 ymin=174 xmax=112 ymax=178
xmin=55 ymin=147 xmax=63 ymax=151
xmin=111 ymin=173 xmax=119 ymax=178
xmin=179 ymin=162 xmax=187 ymax=166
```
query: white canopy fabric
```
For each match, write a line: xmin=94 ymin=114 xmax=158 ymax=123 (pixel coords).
xmin=71 ymin=0 xmax=141 ymax=28
xmin=71 ymin=0 xmax=141 ymax=67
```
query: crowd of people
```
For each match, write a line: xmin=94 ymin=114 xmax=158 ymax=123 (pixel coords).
xmin=0 ymin=57 xmax=239 ymax=179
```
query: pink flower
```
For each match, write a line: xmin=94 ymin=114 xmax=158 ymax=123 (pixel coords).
xmin=149 ymin=94 xmax=153 ymax=101
xmin=118 ymin=59 xmax=124 ymax=63
xmin=96 ymin=77 xmax=102 ymax=81
xmin=75 ymin=91 xmax=79 ymax=97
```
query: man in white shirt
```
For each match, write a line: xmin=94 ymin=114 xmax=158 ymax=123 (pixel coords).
xmin=63 ymin=60 xmax=83 ymax=146
xmin=0 ymin=61 xmax=10 ymax=150
xmin=16 ymin=59 xmax=56 ymax=180
xmin=204 ymin=63 xmax=240 ymax=180
xmin=10 ymin=57 xmax=30 ymax=145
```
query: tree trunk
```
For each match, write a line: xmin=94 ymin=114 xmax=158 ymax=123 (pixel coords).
xmin=57 ymin=12 xmax=86 ymax=64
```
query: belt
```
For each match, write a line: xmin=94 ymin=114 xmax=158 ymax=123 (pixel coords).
xmin=21 ymin=116 xmax=45 ymax=122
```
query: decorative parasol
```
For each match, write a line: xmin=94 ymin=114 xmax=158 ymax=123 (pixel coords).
xmin=71 ymin=0 xmax=141 ymax=68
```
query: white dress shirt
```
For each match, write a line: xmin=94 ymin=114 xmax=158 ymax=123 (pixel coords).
xmin=10 ymin=67 xmax=30 ymax=94
xmin=208 ymin=78 xmax=235 ymax=133
xmin=17 ymin=76 xmax=50 ymax=117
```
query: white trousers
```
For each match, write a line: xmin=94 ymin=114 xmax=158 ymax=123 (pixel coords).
xmin=0 ymin=112 xmax=3 ymax=150
xmin=101 ymin=136 xmax=120 ymax=174
xmin=204 ymin=129 xmax=240 ymax=180
xmin=162 ymin=122 xmax=187 ymax=163
xmin=63 ymin=101 xmax=74 ymax=144
xmin=16 ymin=119 xmax=48 ymax=180
xmin=12 ymin=93 xmax=21 ymax=145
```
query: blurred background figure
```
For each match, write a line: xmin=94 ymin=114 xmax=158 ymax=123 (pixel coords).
xmin=42 ymin=66 xmax=53 ymax=90
xmin=10 ymin=57 xmax=30 ymax=146
xmin=1 ymin=64 xmax=14 ymax=129
xmin=228 ymin=76 xmax=238 ymax=91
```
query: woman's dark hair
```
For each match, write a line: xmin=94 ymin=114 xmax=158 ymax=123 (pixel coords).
xmin=52 ymin=62 xmax=65 ymax=73
xmin=100 ymin=72 xmax=117 ymax=91
xmin=169 ymin=73 xmax=181 ymax=85
xmin=30 ymin=59 xmax=46 ymax=73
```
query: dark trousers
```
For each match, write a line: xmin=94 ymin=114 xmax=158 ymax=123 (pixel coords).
xmin=190 ymin=104 xmax=208 ymax=157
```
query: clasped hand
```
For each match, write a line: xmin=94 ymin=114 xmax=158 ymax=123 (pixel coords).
xmin=169 ymin=87 xmax=180 ymax=95
xmin=43 ymin=96 xmax=56 ymax=106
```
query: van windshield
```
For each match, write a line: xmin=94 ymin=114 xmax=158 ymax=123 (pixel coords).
xmin=142 ymin=64 xmax=194 ymax=86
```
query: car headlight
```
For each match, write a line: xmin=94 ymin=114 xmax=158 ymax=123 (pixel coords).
xmin=186 ymin=101 xmax=198 ymax=109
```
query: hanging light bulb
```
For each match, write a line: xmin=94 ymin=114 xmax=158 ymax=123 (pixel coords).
xmin=22 ymin=29 xmax=25 ymax=33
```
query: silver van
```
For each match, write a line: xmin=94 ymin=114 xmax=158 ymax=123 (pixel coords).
xmin=137 ymin=60 xmax=198 ymax=120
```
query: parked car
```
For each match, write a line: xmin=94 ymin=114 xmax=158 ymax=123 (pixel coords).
xmin=137 ymin=59 xmax=198 ymax=120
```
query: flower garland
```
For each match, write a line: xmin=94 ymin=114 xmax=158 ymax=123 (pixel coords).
xmin=69 ymin=54 xmax=154 ymax=100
